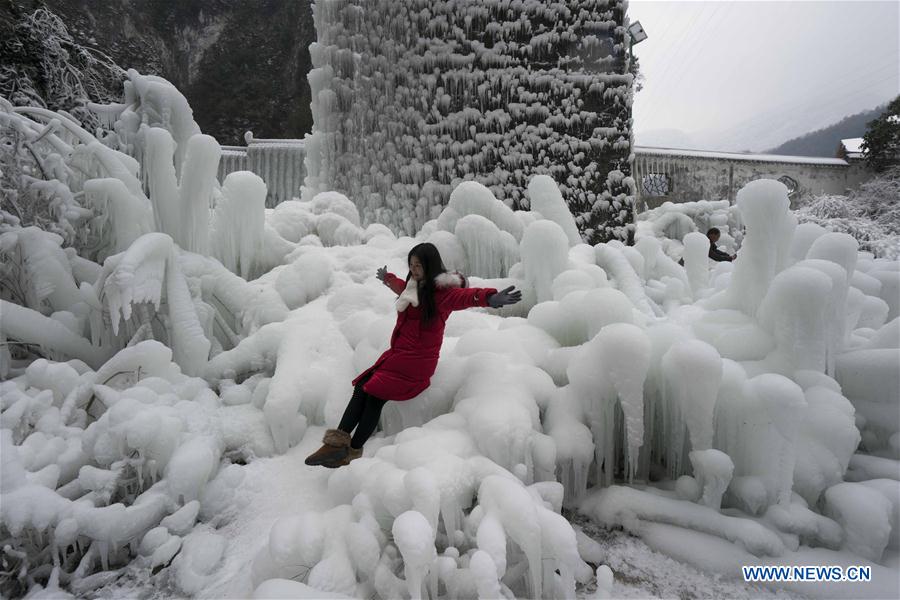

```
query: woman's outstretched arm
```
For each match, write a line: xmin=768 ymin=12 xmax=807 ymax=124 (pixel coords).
xmin=377 ymin=266 xmax=407 ymax=295
xmin=438 ymin=286 xmax=500 ymax=312
xmin=384 ymin=274 xmax=407 ymax=295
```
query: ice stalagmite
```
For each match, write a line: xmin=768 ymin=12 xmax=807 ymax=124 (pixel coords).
xmin=469 ymin=550 xmax=503 ymax=598
xmin=165 ymin=247 xmax=211 ymax=376
xmin=477 ymin=475 xmax=542 ymax=599
xmin=177 ymin=135 xmax=221 ymax=255
xmin=404 ymin=468 xmax=441 ymax=539
xmin=743 ymin=374 xmax=808 ymax=506
xmin=476 ymin=513 xmax=507 ymax=578
xmin=790 ymin=259 xmax=849 ymax=374
xmin=725 ymin=179 xmax=796 ymax=316
xmin=527 ymin=175 xmax=582 ymax=247
xmin=661 ymin=340 xmax=723 ymax=478
xmin=391 ymin=510 xmax=436 ymax=600
xmin=212 ymin=172 xmax=267 ymax=280
xmin=683 ymin=231 xmax=710 ymax=299
xmin=595 ymin=243 xmax=656 ymax=316
xmin=788 ymin=222 xmax=827 ymax=264
xmin=454 ymin=215 xmax=519 ymax=279
xmin=807 ymin=232 xmax=858 ymax=283
xmin=437 ymin=181 xmax=523 ymax=242
xmin=433 ymin=181 xmax=522 ymax=278
xmin=594 ymin=323 xmax=650 ymax=482
xmin=688 ymin=449 xmax=734 ymax=510
xmin=791 ymin=379 xmax=860 ymax=505
xmin=544 ymin=387 xmax=595 ymax=506
xmin=757 ymin=266 xmax=833 ymax=373
xmin=144 ymin=127 xmax=181 ymax=239
xmin=142 ymin=128 xmax=220 ymax=255
xmin=521 ymin=221 xmax=570 ymax=304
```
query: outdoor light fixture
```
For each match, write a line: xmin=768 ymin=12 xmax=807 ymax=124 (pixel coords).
xmin=628 ymin=20 xmax=647 ymax=60
xmin=628 ymin=21 xmax=648 ymax=44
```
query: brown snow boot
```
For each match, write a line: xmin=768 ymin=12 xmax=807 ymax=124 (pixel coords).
xmin=304 ymin=429 xmax=350 ymax=466
xmin=338 ymin=446 xmax=364 ymax=467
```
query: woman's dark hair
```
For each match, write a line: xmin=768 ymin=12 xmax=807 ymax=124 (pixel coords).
xmin=407 ymin=242 xmax=446 ymax=322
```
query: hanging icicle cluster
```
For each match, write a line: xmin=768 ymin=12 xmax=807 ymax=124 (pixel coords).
xmin=305 ymin=0 xmax=636 ymax=242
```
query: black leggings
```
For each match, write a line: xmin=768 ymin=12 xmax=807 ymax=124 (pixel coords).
xmin=338 ymin=372 xmax=388 ymax=449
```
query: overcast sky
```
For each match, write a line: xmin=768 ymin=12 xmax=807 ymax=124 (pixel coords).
xmin=629 ymin=0 xmax=899 ymax=152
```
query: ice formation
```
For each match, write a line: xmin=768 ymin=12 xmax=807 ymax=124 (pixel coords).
xmin=721 ymin=180 xmax=798 ymax=316
xmin=304 ymin=0 xmax=636 ymax=242
xmin=212 ymin=172 xmax=267 ymax=280
xmin=3 ymin=68 xmax=899 ymax=600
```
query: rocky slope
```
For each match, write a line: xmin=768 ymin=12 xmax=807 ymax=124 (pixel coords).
xmin=3 ymin=0 xmax=315 ymax=143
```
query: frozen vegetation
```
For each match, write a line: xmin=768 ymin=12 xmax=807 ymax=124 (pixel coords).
xmin=1 ymin=70 xmax=899 ymax=600
xmin=794 ymin=168 xmax=900 ymax=260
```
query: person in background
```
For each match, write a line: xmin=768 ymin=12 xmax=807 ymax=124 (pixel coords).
xmin=304 ymin=242 xmax=522 ymax=468
xmin=707 ymin=228 xmax=736 ymax=262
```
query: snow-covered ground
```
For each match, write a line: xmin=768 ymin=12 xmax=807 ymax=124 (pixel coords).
xmin=2 ymin=72 xmax=899 ymax=599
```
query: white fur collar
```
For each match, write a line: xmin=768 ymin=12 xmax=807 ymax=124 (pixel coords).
xmin=435 ymin=271 xmax=466 ymax=289
xmin=395 ymin=271 xmax=466 ymax=312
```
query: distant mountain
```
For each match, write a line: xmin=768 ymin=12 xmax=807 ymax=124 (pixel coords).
xmin=3 ymin=0 xmax=316 ymax=145
xmin=765 ymin=105 xmax=887 ymax=157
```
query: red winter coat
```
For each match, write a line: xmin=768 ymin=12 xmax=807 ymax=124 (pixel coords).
xmin=352 ymin=271 xmax=498 ymax=401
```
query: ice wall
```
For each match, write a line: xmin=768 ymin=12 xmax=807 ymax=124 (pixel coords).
xmin=305 ymin=0 xmax=635 ymax=242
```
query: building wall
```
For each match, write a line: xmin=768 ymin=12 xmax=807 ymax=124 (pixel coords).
xmin=304 ymin=0 xmax=635 ymax=242
xmin=633 ymin=152 xmax=875 ymax=211
xmin=842 ymin=160 xmax=873 ymax=191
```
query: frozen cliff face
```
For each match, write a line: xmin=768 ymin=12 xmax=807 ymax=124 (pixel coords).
xmin=304 ymin=0 xmax=636 ymax=243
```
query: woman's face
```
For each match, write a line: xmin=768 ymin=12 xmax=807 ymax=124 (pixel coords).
xmin=409 ymin=255 xmax=424 ymax=282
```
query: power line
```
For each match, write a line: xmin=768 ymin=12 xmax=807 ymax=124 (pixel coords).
xmin=653 ymin=2 xmax=728 ymax=96
xmin=650 ymin=6 xmax=714 ymax=94
xmin=646 ymin=2 xmax=713 ymax=93
xmin=634 ymin=2 xmax=683 ymax=61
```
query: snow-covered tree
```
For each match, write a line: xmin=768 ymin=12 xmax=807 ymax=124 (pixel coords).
xmin=0 ymin=7 xmax=123 ymax=132
xmin=861 ymin=95 xmax=900 ymax=173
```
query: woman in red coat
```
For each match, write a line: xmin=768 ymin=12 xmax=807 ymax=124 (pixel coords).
xmin=305 ymin=242 xmax=521 ymax=468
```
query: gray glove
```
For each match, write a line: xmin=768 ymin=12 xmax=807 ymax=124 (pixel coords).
xmin=376 ymin=265 xmax=388 ymax=283
xmin=488 ymin=286 xmax=522 ymax=308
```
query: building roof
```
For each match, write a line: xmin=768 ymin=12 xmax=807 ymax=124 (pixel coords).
xmin=634 ymin=145 xmax=849 ymax=166
xmin=841 ymin=138 xmax=864 ymax=153
xmin=840 ymin=137 xmax=865 ymax=159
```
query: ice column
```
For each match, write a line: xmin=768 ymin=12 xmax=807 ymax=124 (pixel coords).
xmin=725 ymin=179 xmax=796 ymax=316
